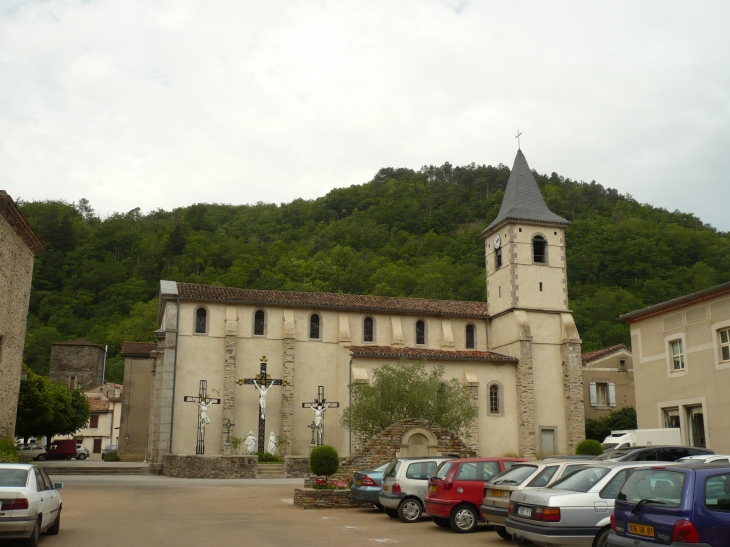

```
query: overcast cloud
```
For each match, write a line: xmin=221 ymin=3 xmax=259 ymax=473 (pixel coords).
xmin=1 ymin=1 xmax=729 ymax=230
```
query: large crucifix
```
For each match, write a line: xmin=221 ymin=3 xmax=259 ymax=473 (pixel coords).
xmin=302 ymin=386 xmax=340 ymax=446
xmin=236 ymin=355 xmax=282 ymax=454
xmin=183 ymin=380 xmax=221 ymax=454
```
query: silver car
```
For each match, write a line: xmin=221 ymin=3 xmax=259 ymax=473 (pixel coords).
xmin=379 ymin=457 xmax=451 ymax=523
xmin=481 ymin=459 xmax=598 ymax=540
xmin=0 ymin=463 xmax=63 ymax=546
xmin=16 ymin=444 xmax=46 ymax=461
xmin=505 ymin=462 xmax=666 ymax=547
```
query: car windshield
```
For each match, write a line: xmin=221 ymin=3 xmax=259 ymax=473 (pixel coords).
xmin=595 ymin=449 xmax=633 ymax=461
xmin=550 ymin=467 xmax=611 ymax=492
xmin=0 ymin=469 xmax=29 ymax=488
xmin=456 ymin=461 xmax=500 ymax=481
xmin=617 ymin=469 xmax=685 ymax=508
xmin=602 ymin=443 xmax=618 ymax=451
xmin=374 ymin=462 xmax=390 ymax=472
xmin=705 ymin=474 xmax=730 ymax=511
xmin=384 ymin=460 xmax=401 ymax=478
xmin=434 ymin=461 xmax=456 ymax=479
xmin=489 ymin=465 xmax=537 ymax=485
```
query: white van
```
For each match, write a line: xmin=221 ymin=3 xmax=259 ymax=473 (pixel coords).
xmin=601 ymin=428 xmax=681 ymax=451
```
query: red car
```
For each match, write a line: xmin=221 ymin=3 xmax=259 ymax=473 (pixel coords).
xmin=425 ymin=457 xmax=526 ymax=533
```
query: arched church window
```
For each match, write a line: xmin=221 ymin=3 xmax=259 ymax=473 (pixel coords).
xmin=254 ymin=310 xmax=265 ymax=336
xmin=195 ymin=308 xmax=207 ymax=334
xmin=416 ymin=320 xmax=425 ymax=345
xmin=310 ymin=314 xmax=320 ymax=339
xmin=466 ymin=324 xmax=475 ymax=349
xmin=533 ymin=235 xmax=547 ymax=263
xmin=364 ymin=317 xmax=374 ymax=342
xmin=495 ymin=247 xmax=502 ymax=270
xmin=489 ymin=383 xmax=500 ymax=415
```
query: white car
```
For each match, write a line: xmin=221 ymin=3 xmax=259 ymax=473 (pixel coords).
xmin=0 ymin=463 xmax=62 ymax=546
xmin=677 ymin=454 xmax=730 ymax=464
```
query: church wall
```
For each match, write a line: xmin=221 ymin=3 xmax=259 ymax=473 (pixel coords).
xmin=531 ymin=341 xmax=569 ymax=455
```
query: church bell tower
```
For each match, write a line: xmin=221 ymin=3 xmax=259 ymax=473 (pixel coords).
xmin=481 ymin=148 xmax=584 ymax=459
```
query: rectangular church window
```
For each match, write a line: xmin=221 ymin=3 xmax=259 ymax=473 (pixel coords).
xmin=416 ymin=320 xmax=425 ymax=345
xmin=466 ymin=325 xmax=475 ymax=349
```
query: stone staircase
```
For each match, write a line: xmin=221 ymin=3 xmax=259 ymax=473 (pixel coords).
xmin=256 ymin=463 xmax=285 ymax=479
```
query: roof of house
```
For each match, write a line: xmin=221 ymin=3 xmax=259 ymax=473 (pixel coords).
xmin=582 ymin=343 xmax=631 ymax=365
xmin=619 ymin=281 xmax=730 ymax=323
xmin=171 ymin=282 xmax=489 ymax=319
xmin=88 ymin=397 xmax=110 ymax=412
xmin=51 ymin=338 xmax=105 ymax=350
xmin=346 ymin=345 xmax=518 ymax=362
xmin=0 ymin=190 xmax=45 ymax=254
xmin=480 ymin=150 xmax=569 ymax=236
xmin=120 ymin=341 xmax=157 ymax=357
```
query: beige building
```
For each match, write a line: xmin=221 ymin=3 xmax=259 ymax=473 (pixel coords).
xmin=0 ymin=191 xmax=45 ymax=439
xmin=144 ymin=149 xmax=585 ymax=467
xmin=620 ymin=281 xmax=730 ymax=452
xmin=62 ymin=383 xmax=123 ymax=457
xmin=118 ymin=342 xmax=156 ymax=461
xmin=582 ymin=344 xmax=635 ymax=420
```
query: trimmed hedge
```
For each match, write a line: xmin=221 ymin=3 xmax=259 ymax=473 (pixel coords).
xmin=309 ymin=445 xmax=339 ymax=480
xmin=575 ymin=439 xmax=604 ymax=456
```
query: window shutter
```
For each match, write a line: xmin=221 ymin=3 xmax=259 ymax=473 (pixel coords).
xmin=608 ymin=383 xmax=616 ymax=407
xmin=589 ymin=382 xmax=597 ymax=406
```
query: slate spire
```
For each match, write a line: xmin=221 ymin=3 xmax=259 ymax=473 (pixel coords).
xmin=481 ymin=149 xmax=568 ymax=234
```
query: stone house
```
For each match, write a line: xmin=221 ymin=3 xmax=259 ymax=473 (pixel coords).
xmin=60 ymin=383 xmax=123 ymax=457
xmin=0 ymin=190 xmax=45 ymax=439
xmin=49 ymin=338 xmax=106 ymax=391
xmin=620 ymin=281 xmax=730 ymax=452
xmin=582 ymin=344 xmax=635 ymax=420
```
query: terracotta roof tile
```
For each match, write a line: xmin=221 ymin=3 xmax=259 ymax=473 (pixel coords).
xmin=120 ymin=341 xmax=156 ymax=357
xmin=619 ymin=281 xmax=730 ymax=323
xmin=582 ymin=343 xmax=631 ymax=365
xmin=52 ymin=338 xmax=105 ymax=349
xmin=175 ymin=282 xmax=488 ymax=319
xmin=346 ymin=345 xmax=517 ymax=362
xmin=88 ymin=398 xmax=109 ymax=412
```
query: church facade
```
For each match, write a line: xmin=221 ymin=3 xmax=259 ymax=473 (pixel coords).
xmin=143 ymin=150 xmax=585 ymax=465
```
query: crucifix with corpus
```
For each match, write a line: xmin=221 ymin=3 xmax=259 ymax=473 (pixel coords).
xmin=183 ymin=380 xmax=221 ymax=454
xmin=302 ymin=386 xmax=339 ymax=446
xmin=236 ymin=355 xmax=282 ymax=454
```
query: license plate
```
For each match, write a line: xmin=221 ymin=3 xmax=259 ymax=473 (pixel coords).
xmin=429 ymin=485 xmax=437 ymax=492
xmin=382 ymin=485 xmax=388 ymax=492
xmin=628 ymin=523 xmax=655 ymax=538
xmin=517 ymin=506 xmax=532 ymax=517
xmin=489 ymin=489 xmax=506 ymax=497
xmin=355 ymin=479 xmax=362 ymax=486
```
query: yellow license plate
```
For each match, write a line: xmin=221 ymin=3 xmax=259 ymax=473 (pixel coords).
xmin=489 ymin=489 xmax=506 ymax=497
xmin=429 ymin=485 xmax=437 ymax=492
xmin=382 ymin=485 xmax=388 ymax=492
xmin=355 ymin=479 xmax=362 ymax=485
xmin=628 ymin=523 xmax=655 ymax=538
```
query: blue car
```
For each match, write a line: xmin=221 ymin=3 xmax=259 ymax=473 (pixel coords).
xmin=351 ymin=462 xmax=390 ymax=508
xmin=608 ymin=463 xmax=730 ymax=546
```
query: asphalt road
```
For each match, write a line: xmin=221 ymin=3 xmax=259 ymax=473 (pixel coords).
xmin=22 ymin=475 xmax=511 ymax=547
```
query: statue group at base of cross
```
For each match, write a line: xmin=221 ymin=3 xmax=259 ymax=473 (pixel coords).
xmin=244 ymin=431 xmax=277 ymax=455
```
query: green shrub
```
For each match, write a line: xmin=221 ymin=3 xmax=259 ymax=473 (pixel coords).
xmin=0 ymin=438 xmax=22 ymax=463
xmin=257 ymin=451 xmax=283 ymax=463
xmin=103 ymin=450 xmax=120 ymax=462
xmin=309 ymin=445 xmax=339 ymax=480
xmin=575 ymin=439 xmax=604 ymax=456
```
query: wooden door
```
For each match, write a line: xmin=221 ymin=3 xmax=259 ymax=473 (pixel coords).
xmin=93 ymin=439 xmax=102 ymax=453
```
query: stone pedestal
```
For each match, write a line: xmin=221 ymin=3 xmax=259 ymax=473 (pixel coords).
xmin=162 ymin=455 xmax=258 ymax=479
xmin=223 ymin=442 xmax=232 ymax=455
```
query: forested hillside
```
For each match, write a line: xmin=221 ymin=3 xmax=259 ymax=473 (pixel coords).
xmin=19 ymin=162 xmax=730 ymax=383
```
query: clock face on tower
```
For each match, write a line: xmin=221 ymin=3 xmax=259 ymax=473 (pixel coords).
xmin=493 ymin=235 xmax=501 ymax=249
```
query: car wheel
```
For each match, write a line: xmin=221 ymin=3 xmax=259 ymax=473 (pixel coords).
xmin=433 ymin=517 xmax=450 ymax=528
xmin=593 ymin=527 xmax=610 ymax=547
xmin=24 ymin=518 xmax=40 ymax=547
xmin=47 ymin=509 xmax=61 ymax=535
xmin=450 ymin=504 xmax=478 ymax=533
xmin=495 ymin=526 xmax=513 ymax=540
xmin=65 ymin=454 xmax=73 ymax=460
xmin=374 ymin=503 xmax=384 ymax=511
xmin=36 ymin=454 xmax=46 ymax=461
xmin=397 ymin=498 xmax=422 ymax=523
xmin=77 ymin=453 xmax=87 ymax=460
xmin=384 ymin=508 xmax=399 ymax=519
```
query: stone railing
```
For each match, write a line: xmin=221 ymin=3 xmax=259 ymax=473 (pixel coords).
xmin=162 ymin=455 xmax=258 ymax=479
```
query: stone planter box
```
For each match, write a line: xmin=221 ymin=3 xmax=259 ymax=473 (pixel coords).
xmin=293 ymin=487 xmax=374 ymax=509
xmin=284 ymin=455 xmax=311 ymax=478
xmin=162 ymin=455 xmax=258 ymax=479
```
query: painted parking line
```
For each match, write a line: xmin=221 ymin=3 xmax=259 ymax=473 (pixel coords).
xmin=280 ymin=498 xmax=294 ymax=505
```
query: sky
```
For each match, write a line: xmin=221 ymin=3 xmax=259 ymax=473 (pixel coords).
xmin=1 ymin=1 xmax=729 ymax=231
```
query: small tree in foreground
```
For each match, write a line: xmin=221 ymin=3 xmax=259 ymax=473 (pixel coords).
xmin=340 ymin=360 xmax=478 ymax=442
xmin=309 ymin=445 xmax=339 ymax=482
xmin=575 ymin=439 xmax=604 ymax=456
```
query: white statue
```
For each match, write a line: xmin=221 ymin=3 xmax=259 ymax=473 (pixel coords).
xmin=196 ymin=399 xmax=214 ymax=434
xmin=308 ymin=403 xmax=330 ymax=443
xmin=244 ymin=431 xmax=257 ymax=454
xmin=267 ymin=432 xmax=277 ymax=455
xmin=253 ymin=379 xmax=274 ymax=419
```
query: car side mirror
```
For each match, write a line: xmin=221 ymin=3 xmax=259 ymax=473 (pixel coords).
xmin=54 ymin=483 xmax=63 ymax=489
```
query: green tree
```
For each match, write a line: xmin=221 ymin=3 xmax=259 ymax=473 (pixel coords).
xmin=340 ymin=360 xmax=478 ymax=441
xmin=575 ymin=439 xmax=604 ymax=456
xmin=309 ymin=445 xmax=339 ymax=481
xmin=585 ymin=406 xmax=638 ymax=442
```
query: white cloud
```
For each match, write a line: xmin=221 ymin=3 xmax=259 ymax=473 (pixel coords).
xmin=1 ymin=0 xmax=729 ymax=230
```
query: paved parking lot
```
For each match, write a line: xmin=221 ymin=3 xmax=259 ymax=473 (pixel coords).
xmin=26 ymin=475 xmax=510 ymax=547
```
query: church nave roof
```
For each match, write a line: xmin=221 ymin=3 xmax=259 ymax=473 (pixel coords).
xmin=346 ymin=345 xmax=517 ymax=362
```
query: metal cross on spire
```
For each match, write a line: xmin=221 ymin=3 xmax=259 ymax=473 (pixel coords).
xmin=515 ymin=130 xmax=523 ymax=150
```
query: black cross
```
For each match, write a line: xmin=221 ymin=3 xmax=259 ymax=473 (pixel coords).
xmin=301 ymin=386 xmax=339 ymax=446
xmin=236 ymin=356 xmax=282 ymax=453
xmin=183 ymin=380 xmax=221 ymax=454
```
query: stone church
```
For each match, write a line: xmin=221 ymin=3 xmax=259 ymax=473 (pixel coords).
xmin=140 ymin=149 xmax=584 ymax=466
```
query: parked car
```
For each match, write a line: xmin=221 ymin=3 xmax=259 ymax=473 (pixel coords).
xmin=75 ymin=443 xmax=89 ymax=460
xmin=481 ymin=459 xmax=600 ymax=540
xmin=425 ymin=457 xmax=526 ymax=533
xmin=505 ymin=462 xmax=666 ymax=547
xmin=379 ymin=457 xmax=451 ymax=523
xmin=0 ymin=463 xmax=63 ymax=546
xmin=16 ymin=444 xmax=46 ymax=461
xmin=607 ymin=463 xmax=730 ymax=546
xmin=44 ymin=440 xmax=77 ymax=461
xmin=101 ymin=444 xmax=118 ymax=457
xmin=351 ymin=462 xmax=390 ymax=508
xmin=595 ymin=445 xmax=713 ymax=463
xmin=678 ymin=454 xmax=730 ymax=464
